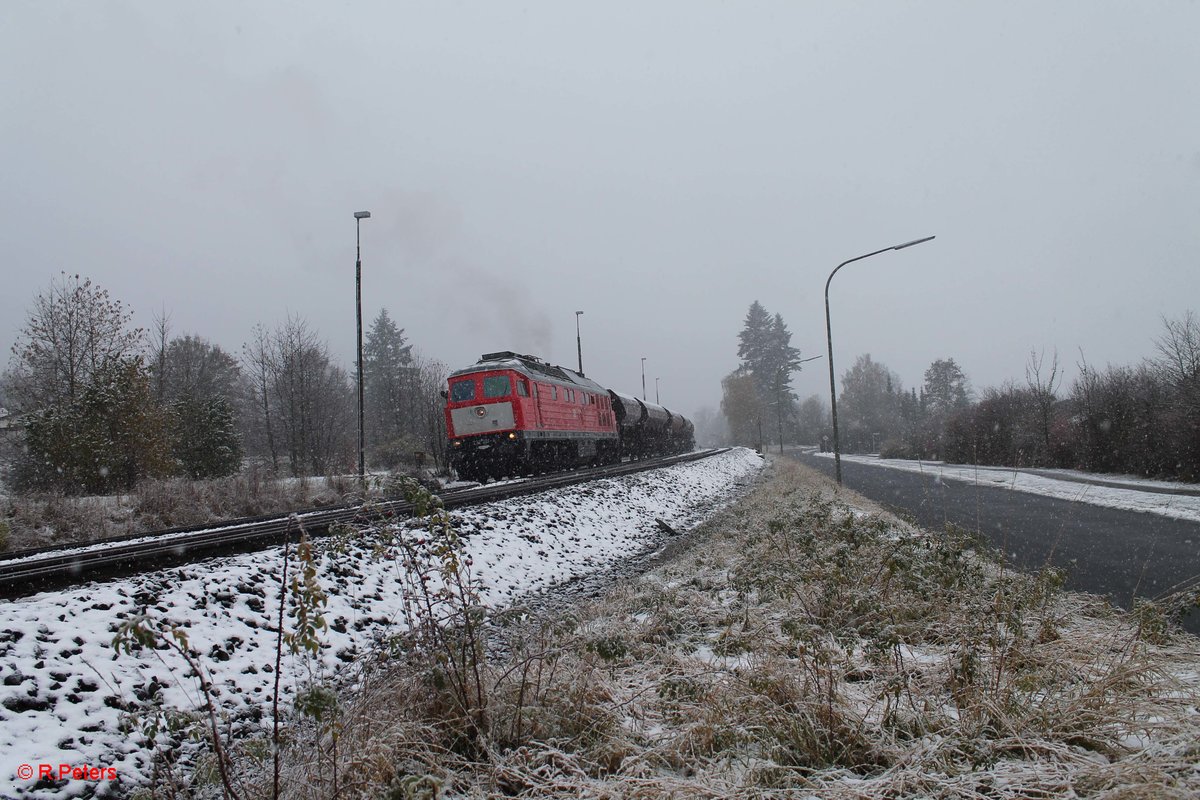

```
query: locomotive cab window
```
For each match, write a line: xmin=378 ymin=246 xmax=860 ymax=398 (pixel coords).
xmin=483 ymin=375 xmax=511 ymax=398
xmin=450 ymin=380 xmax=476 ymax=402
xmin=516 ymin=379 xmax=529 ymax=397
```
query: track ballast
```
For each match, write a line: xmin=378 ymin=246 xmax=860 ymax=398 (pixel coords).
xmin=0 ymin=449 xmax=729 ymax=599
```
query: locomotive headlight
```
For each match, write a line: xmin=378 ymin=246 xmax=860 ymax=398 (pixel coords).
xmin=452 ymin=440 xmax=462 ymax=447
xmin=507 ymin=432 xmax=516 ymax=440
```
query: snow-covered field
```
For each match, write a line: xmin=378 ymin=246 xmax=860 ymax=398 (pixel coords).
xmin=0 ymin=448 xmax=763 ymax=798
xmin=814 ymin=451 xmax=1200 ymax=523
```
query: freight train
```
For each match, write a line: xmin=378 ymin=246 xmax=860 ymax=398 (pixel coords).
xmin=444 ymin=351 xmax=695 ymax=482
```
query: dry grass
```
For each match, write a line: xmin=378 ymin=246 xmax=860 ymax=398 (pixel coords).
xmin=225 ymin=457 xmax=1200 ymax=798
xmin=0 ymin=466 xmax=409 ymax=551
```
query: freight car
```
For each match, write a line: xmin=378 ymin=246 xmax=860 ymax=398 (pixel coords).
xmin=445 ymin=351 xmax=694 ymax=482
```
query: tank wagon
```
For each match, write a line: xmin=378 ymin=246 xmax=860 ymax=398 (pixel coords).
xmin=445 ymin=351 xmax=695 ymax=481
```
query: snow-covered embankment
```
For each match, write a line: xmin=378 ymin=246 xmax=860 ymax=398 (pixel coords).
xmin=0 ymin=448 xmax=762 ymax=798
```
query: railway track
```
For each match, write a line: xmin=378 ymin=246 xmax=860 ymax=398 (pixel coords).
xmin=0 ymin=448 xmax=730 ymax=600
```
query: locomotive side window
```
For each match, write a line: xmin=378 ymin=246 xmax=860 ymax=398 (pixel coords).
xmin=483 ymin=375 xmax=511 ymax=398
xmin=450 ymin=379 xmax=476 ymax=402
xmin=516 ymin=379 xmax=529 ymax=397
xmin=552 ymin=386 xmax=558 ymax=400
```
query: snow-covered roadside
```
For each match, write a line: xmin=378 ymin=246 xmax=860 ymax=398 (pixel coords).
xmin=0 ymin=448 xmax=763 ymax=798
xmin=814 ymin=451 xmax=1200 ymax=523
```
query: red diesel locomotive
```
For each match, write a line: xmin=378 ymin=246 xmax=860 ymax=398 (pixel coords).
xmin=445 ymin=351 xmax=695 ymax=481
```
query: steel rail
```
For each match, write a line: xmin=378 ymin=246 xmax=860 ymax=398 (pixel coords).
xmin=0 ymin=448 xmax=729 ymax=600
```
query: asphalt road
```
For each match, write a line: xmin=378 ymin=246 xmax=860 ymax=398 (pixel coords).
xmin=787 ymin=449 xmax=1200 ymax=635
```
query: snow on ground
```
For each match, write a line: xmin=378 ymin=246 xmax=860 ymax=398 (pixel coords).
xmin=814 ymin=451 xmax=1200 ymax=523
xmin=0 ymin=448 xmax=762 ymax=798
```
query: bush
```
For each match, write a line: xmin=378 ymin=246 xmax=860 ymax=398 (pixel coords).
xmin=879 ymin=438 xmax=917 ymax=460
xmin=17 ymin=357 xmax=174 ymax=494
xmin=169 ymin=396 xmax=242 ymax=480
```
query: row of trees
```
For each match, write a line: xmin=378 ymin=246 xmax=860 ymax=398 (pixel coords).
xmin=829 ymin=312 xmax=1200 ymax=482
xmin=833 ymin=354 xmax=971 ymax=454
xmin=933 ymin=318 xmax=1200 ymax=480
xmin=3 ymin=273 xmax=449 ymax=494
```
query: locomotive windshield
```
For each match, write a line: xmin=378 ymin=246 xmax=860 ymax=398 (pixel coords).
xmin=483 ymin=375 xmax=511 ymax=398
xmin=449 ymin=379 xmax=476 ymax=402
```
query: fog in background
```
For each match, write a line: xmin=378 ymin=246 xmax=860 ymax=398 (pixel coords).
xmin=3 ymin=1 xmax=1199 ymax=417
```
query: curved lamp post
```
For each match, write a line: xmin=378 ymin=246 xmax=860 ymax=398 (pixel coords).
xmin=825 ymin=235 xmax=935 ymax=485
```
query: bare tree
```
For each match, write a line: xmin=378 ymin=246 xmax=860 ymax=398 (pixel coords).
xmin=260 ymin=316 xmax=354 ymax=477
xmin=242 ymin=323 xmax=280 ymax=472
xmin=6 ymin=273 xmax=143 ymax=411
xmin=720 ymin=367 xmax=762 ymax=448
xmin=1025 ymin=347 xmax=1061 ymax=463
xmin=148 ymin=307 xmax=172 ymax=403
xmin=156 ymin=334 xmax=241 ymax=404
xmin=796 ymin=394 xmax=829 ymax=446
xmin=412 ymin=352 xmax=450 ymax=471
xmin=1153 ymin=312 xmax=1200 ymax=478
xmin=1154 ymin=311 xmax=1200 ymax=389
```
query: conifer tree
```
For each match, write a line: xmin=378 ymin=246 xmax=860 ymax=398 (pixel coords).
xmin=725 ymin=303 xmax=807 ymax=449
xmin=736 ymin=301 xmax=773 ymax=374
xmin=362 ymin=308 xmax=416 ymax=462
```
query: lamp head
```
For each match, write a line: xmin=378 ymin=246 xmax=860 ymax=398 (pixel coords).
xmin=354 ymin=211 xmax=371 ymax=220
xmin=893 ymin=235 xmax=934 ymax=250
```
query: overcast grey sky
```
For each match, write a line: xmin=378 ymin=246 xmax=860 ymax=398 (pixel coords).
xmin=3 ymin=1 xmax=1199 ymax=416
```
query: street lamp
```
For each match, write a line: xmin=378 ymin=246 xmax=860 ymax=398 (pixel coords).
xmin=575 ymin=311 xmax=584 ymax=374
xmin=655 ymin=377 xmax=660 ymax=404
xmin=781 ymin=354 xmax=824 ymax=454
xmin=825 ymin=235 xmax=935 ymax=485
xmin=641 ymin=357 xmax=647 ymax=401
xmin=354 ymin=210 xmax=371 ymax=489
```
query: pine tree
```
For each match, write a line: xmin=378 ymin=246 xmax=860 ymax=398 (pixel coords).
xmin=730 ymin=304 xmax=807 ymax=450
xmin=170 ymin=395 xmax=243 ymax=479
xmin=362 ymin=308 xmax=416 ymax=464
xmin=736 ymin=301 xmax=773 ymax=375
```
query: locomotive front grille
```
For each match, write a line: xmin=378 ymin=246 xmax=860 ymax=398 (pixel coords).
xmin=450 ymin=401 xmax=516 ymax=436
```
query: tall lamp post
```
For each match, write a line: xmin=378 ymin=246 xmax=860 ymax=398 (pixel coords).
xmin=655 ymin=377 xmax=660 ymax=404
xmin=641 ymin=357 xmax=647 ymax=401
xmin=825 ymin=235 xmax=935 ymax=485
xmin=575 ymin=311 xmax=584 ymax=374
xmin=354 ymin=210 xmax=372 ymax=489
